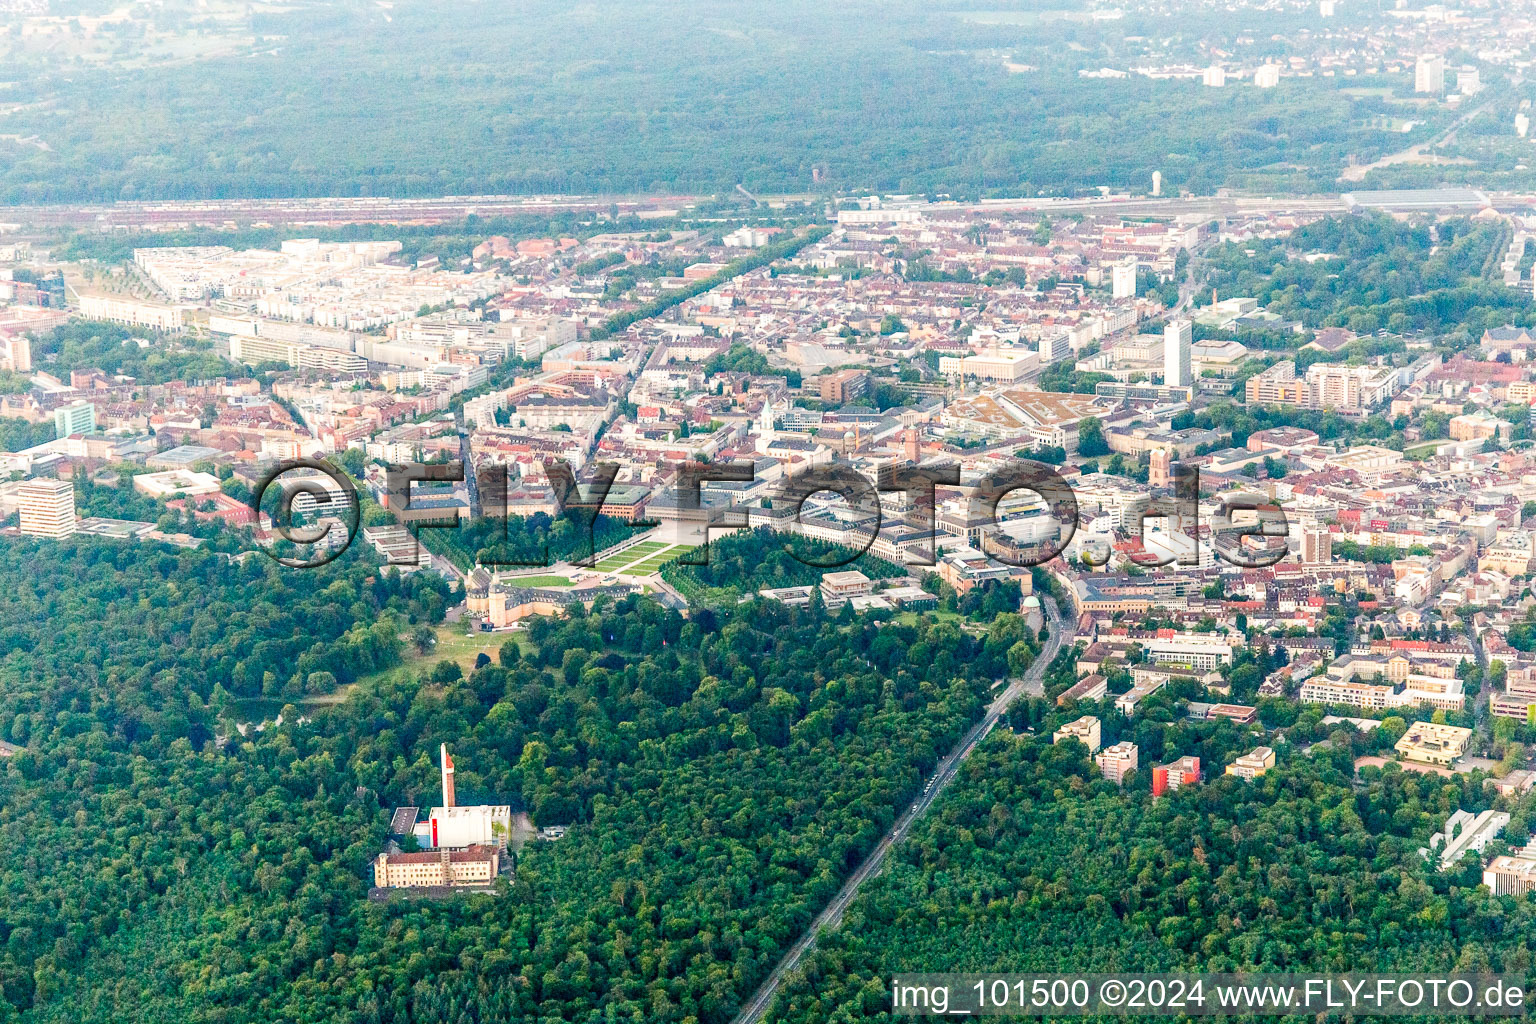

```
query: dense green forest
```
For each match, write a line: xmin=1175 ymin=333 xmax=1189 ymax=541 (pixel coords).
xmin=764 ymin=726 xmax=1536 ymax=1023
xmin=0 ymin=0 xmax=1446 ymax=203
xmin=0 ymin=531 xmax=1044 ymax=1022
xmin=32 ymin=320 xmax=240 ymax=384
xmin=662 ymin=527 xmax=906 ymax=607
xmin=1200 ymin=213 xmax=1536 ymax=338
xmin=416 ymin=509 xmax=636 ymax=572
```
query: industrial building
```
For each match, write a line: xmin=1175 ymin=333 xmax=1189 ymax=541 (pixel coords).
xmin=376 ymin=746 xmax=514 ymax=891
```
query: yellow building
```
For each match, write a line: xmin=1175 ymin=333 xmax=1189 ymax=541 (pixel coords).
xmin=1225 ymin=746 xmax=1275 ymax=780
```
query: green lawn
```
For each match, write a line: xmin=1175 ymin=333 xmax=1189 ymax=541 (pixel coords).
xmin=595 ymin=542 xmax=694 ymax=575
xmin=500 ymin=574 xmax=572 ymax=588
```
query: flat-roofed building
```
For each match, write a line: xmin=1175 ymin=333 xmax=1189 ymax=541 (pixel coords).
xmin=1152 ymin=755 xmax=1201 ymax=797
xmin=1484 ymin=853 xmax=1536 ymax=896
xmin=362 ymin=524 xmax=426 ymax=567
xmin=133 ymin=469 xmax=221 ymax=499
xmin=1225 ymin=746 xmax=1275 ymax=780
xmin=819 ymin=368 xmax=870 ymax=405
xmin=1053 ymin=715 xmax=1102 ymax=753
xmin=1395 ymin=722 xmax=1473 ymax=766
xmin=1095 ymin=740 xmax=1138 ymax=784
xmin=819 ymin=569 xmax=874 ymax=607
xmin=78 ymin=293 xmax=187 ymax=332
xmin=18 ymin=477 xmax=76 ymax=538
xmin=1246 ymin=361 xmax=1305 ymax=405
xmin=1423 ymin=809 xmax=1509 ymax=871
xmin=938 ymin=351 xmax=1032 ymax=382
xmin=1143 ymin=634 xmax=1235 ymax=670
xmin=1116 ymin=676 xmax=1168 ymax=715
xmin=1206 ymin=703 xmax=1258 ymax=724
xmin=53 ymin=401 xmax=96 ymax=438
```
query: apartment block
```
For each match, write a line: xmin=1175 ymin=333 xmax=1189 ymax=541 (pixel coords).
xmin=819 ymin=368 xmax=870 ymax=405
xmin=1053 ymin=715 xmax=1102 ymax=753
xmin=1152 ymin=756 xmax=1201 ymax=797
xmin=1225 ymin=746 xmax=1275 ymax=780
xmin=18 ymin=478 xmax=76 ymax=538
xmin=1095 ymin=740 xmax=1138 ymax=784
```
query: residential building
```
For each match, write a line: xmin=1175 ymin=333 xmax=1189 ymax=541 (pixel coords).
xmin=1415 ymin=54 xmax=1446 ymax=95
xmin=1111 ymin=258 xmax=1138 ymax=298
xmin=1095 ymin=741 xmax=1138 ymax=784
xmin=1302 ymin=526 xmax=1332 ymax=565
xmin=78 ymin=293 xmax=186 ymax=331
xmin=1152 ymin=756 xmax=1201 ymax=797
xmin=1053 ymin=715 xmax=1102 ymax=753
xmin=1163 ymin=318 xmax=1192 ymax=388
xmin=1246 ymin=361 xmax=1307 ymax=406
xmin=18 ymin=478 xmax=76 ymax=538
xmin=1225 ymin=746 xmax=1275 ymax=780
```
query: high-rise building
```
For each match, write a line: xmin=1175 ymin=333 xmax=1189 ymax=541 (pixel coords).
xmin=1202 ymin=65 xmax=1226 ymax=88
xmin=1052 ymin=715 xmax=1102 ymax=754
xmin=1319 ymin=0 xmax=1335 ymax=15
xmin=18 ymin=478 xmax=76 ymax=538
xmin=1254 ymin=65 xmax=1280 ymax=88
xmin=1038 ymin=332 xmax=1071 ymax=364
xmin=1151 ymin=171 xmax=1162 ymax=197
xmin=1111 ymin=258 xmax=1138 ymax=299
xmin=1095 ymin=741 xmax=1139 ymax=785
xmin=1163 ymin=318 xmax=1193 ymax=388
xmin=818 ymin=368 xmax=870 ymax=405
xmin=1301 ymin=526 xmax=1332 ymax=565
xmin=53 ymin=400 xmax=96 ymax=439
xmin=1415 ymin=54 xmax=1446 ymax=95
xmin=1518 ymin=112 xmax=1531 ymax=139
xmin=1152 ymin=755 xmax=1201 ymax=797
xmin=1458 ymin=68 xmax=1481 ymax=96
xmin=1 ymin=334 xmax=31 ymax=373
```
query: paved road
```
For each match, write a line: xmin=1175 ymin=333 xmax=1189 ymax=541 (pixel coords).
xmin=728 ymin=595 xmax=1074 ymax=1024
